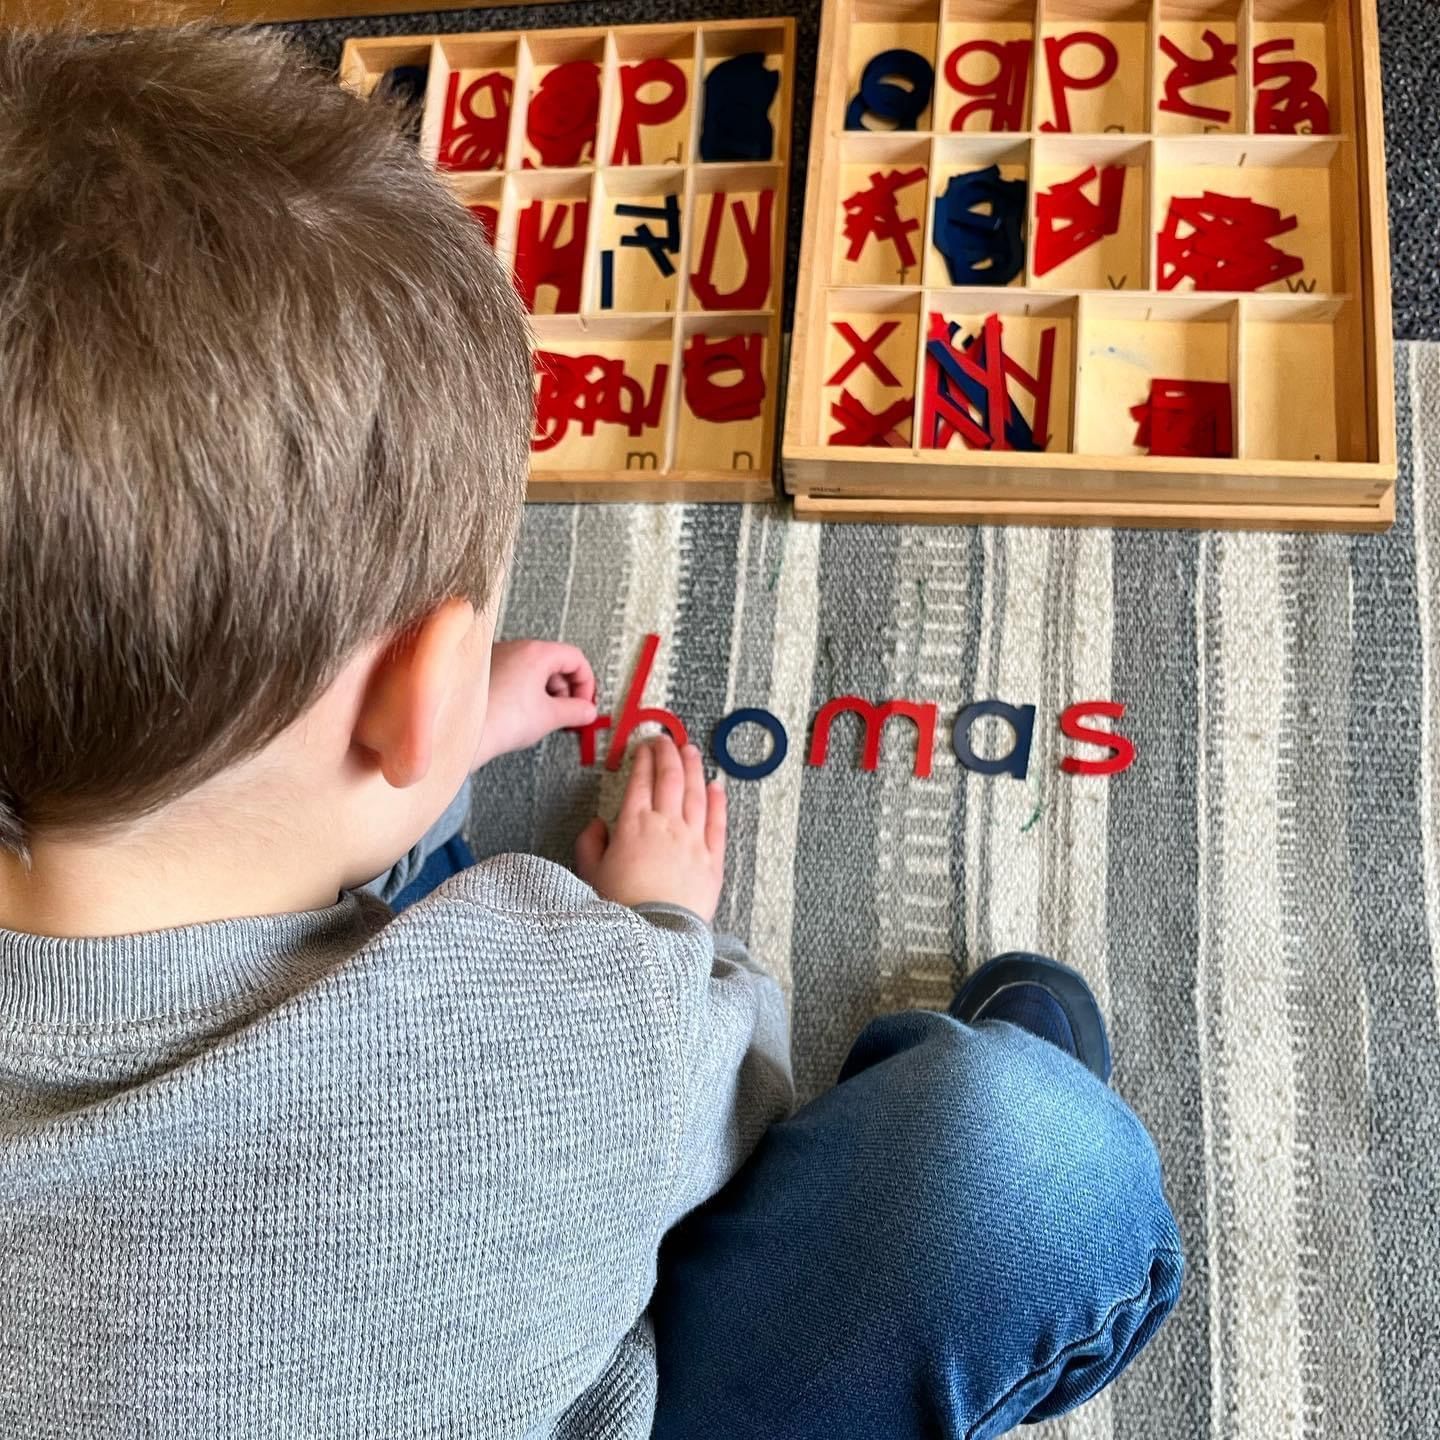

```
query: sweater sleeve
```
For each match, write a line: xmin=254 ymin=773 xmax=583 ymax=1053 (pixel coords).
xmin=632 ymin=904 xmax=795 ymax=1231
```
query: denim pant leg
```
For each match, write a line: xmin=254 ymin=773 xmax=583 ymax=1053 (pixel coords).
xmin=650 ymin=1009 xmax=1184 ymax=1440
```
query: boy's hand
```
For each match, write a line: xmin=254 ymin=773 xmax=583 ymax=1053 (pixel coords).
xmin=475 ymin=640 xmax=598 ymax=767
xmin=575 ymin=737 xmax=727 ymax=923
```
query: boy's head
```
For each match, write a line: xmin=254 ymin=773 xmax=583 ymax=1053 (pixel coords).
xmin=0 ymin=25 xmax=530 ymax=879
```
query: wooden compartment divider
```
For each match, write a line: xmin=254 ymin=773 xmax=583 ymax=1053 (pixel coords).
xmin=785 ymin=0 xmax=1394 ymax=531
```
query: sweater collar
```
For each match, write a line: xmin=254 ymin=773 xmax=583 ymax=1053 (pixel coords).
xmin=0 ymin=891 xmax=381 ymax=1028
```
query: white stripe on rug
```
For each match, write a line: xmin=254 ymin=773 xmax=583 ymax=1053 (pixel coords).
xmin=1217 ymin=530 xmax=1302 ymax=1440
xmin=1196 ymin=531 xmax=1225 ymax=1436
xmin=721 ymin=505 xmax=754 ymax=716
xmin=1053 ymin=528 xmax=1115 ymax=1018
xmin=597 ymin=504 xmax=686 ymax=817
xmin=1411 ymin=350 xmax=1440 ymax=1032
xmin=1031 ymin=528 xmax=1117 ymax=1440
xmin=969 ymin=527 xmax=1049 ymax=958
xmin=749 ymin=518 xmax=821 ymax=1000
xmin=877 ymin=528 xmax=978 ymax=1013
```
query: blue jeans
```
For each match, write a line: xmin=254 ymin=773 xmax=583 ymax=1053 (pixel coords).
xmin=380 ymin=814 xmax=1182 ymax=1434
xmin=650 ymin=1010 xmax=1184 ymax=1440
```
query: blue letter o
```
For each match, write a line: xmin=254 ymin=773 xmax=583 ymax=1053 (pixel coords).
xmin=711 ymin=708 xmax=788 ymax=780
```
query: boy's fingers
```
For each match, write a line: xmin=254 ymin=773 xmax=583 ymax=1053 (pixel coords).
xmin=552 ymin=695 xmax=599 ymax=730
xmin=652 ymin=736 xmax=684 ymax=815
xmin=553 ymin=644 xmax=596 ymax=700
xmin=568 ymin=655 xmax=598 ymax=704
xmin=704 ymin=779 xmax=727 ymax=861
xmin=540 ymin=643 xmax=594 ymax=698
xmin=574 ymin=817 xmax=608 ymax=879
xmin=681 ymin=743 xmax=705 ymax=825
xmin=620 ymin=741 xmax=655 ymax=816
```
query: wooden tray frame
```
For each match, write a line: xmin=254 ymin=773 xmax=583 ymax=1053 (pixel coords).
xmin=783 ymin=0 xmax=1395 ymax=531
xmin=341 ymin=20 xmax=795 ymax=503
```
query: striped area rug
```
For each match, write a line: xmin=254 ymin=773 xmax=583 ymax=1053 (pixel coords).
xmin=470 ymin=339 xmax=1440 ymax=1437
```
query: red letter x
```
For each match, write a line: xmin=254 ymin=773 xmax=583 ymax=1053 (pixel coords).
xmin=826 ymin=321 xmax=902 ymax=388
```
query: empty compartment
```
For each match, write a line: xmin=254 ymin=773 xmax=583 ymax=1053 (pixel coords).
xmin=510 ymin=172 xmax=596 ymax=315
xmin=1251 ymin=0 xmax=1342 ymax=136
xmin=1030 ymin=135 xmax=1148 ymax=288
xmin=518 ymin=32 xmax=605 ymax=169
xmin=1075 ymin=295 xmax=1238 ymax=457
xmin=924 ymin=136 xmax=1030 ymax=290
xmin=605 ymin=28 xmax=696 ymax=167
xmin=426 ymin=37 xmax=520 ymax=173
xmin=530 ymin=317 xmax=675 ymax=473
xmin=919 ymin=292 xmax=1076 ymax=453
xmin=834 ymin=134 xmax=930 ymax=286
xmin=843 ymin=0 xmax=941 ymax=134
xmin=937 ymin=0 xmax=1036 ymax=133
xmin=1037 ymin=0 xmax=1150 ymax=134
xmin=821 ymin=289 xmax=923 ymax=448
xmin=686 ymin=164 xmax=783 ymax=313
xmin=675 ymin=314 xmax=776 ymax=472
xmin=592 ymin=168 xmax=686 ymax=314
xmin=1154 ymin=134 xmax=1345 ymax=293
xmin=697 ymin=23 xmax=789 ymax=163
xmin=1241 ymin=294 xmax=1364 ymax=461
xmin=1156 ymin=0 xmax=1243 ymax=134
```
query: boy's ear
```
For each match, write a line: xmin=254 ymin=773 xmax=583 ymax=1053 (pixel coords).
xmin=352 ymin=598 xmax=476 ymax=789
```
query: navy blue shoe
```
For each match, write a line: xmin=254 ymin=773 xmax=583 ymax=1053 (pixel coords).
xmin=950 ymin=952 xmax=1112 ymax=1083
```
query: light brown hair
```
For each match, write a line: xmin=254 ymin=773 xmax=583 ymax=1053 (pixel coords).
xmin=0 ymin=24 xmax=531 ymax=856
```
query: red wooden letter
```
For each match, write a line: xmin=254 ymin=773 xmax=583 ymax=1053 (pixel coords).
xmin=514 ymin=200 xmax=588 ymax=314
xmin=689 ymin=191 xmax=774 ymax=311
xmin=826 ymin=321 xmax=902 ymax=388
xmin=604 ymin=633 xmax=689 ymax=770
xmin=570 ymin=714 xmax=612 ymax=767
xmin=945 ymin=38 xmax=1032 ymax=132
xmin=1041 ymin=32 xmax=1119 ymax=133
xmin=612 ymin=59 xmax=687 ymax=163
xmin=1059 ymin=700 xmax=1136 ymax=776
xmin=808 ymin=695 xmax=938 ymax=778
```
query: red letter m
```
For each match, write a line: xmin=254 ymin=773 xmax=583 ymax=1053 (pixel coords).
xmin=807 ymin=695 xmax=938 ymax=779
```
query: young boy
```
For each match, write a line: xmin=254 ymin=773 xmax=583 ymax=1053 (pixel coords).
xmin=0 ymin=25 xmax=1182 ymax=1440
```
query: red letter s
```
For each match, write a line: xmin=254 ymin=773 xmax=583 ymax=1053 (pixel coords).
xmin=1059 ymin=701 xmax=1136 ymax=777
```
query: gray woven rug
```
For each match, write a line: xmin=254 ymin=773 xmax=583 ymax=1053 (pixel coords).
xmin=468 ymin=339 xmax=1440 ymax=1439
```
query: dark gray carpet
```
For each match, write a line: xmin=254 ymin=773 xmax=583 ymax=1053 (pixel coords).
xmin=1376 ymin=0 xmax=1440 ymax=339
xmin=282 ymin=0 xmax=1438 ymax=338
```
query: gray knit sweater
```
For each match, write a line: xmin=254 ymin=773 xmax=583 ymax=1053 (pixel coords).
xmin=0 ymin=856 xmax=793 ymax=1438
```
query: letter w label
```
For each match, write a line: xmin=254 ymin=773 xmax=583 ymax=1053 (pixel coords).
xmin=807 ymin=695 xmax=938 ymax=778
